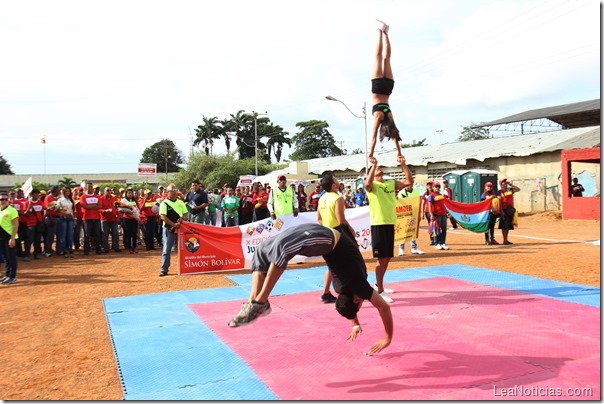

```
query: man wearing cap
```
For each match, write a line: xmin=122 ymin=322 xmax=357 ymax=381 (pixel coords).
xmin=228 ymin=222 xmax=393 ymax=356
xmin=73 ymin=186 xmax=85 ymax=250
xmin=268 ymin=175 xmax=299 ymax=220
xmin=497 ymin=178 xmax=520 ymax=245
xmin=100 ymin=187 xmax=122 ymax=253
xmin=308 ymin=183 xmax=323 ymax=211
xmin=364 ymin=155 xmax=413 ymax=303
xmin=427 ymin=181 xmax=449 ymax=250
xmin=354 ymin=186 xmax=367 ymax=207
xmin=423 ymin=180 xmax=435 ymax=246
xmin=159 ymin=184 xmax=189 ymax=276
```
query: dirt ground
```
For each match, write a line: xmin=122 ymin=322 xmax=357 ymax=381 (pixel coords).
xmin=0 ymin=212 xmax=600 ymax=400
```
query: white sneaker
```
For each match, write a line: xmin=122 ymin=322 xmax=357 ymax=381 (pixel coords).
xmin=411 ymin=248 xmax=425 ymax=255
xmin=398 ymin=246 xmax=404 ymax=256
xmin=449 ymin=227 xmax=455 ymax=230
xmin=435 ymin=244 xmax=443 ymax=250
xmin=380 ymin=292 xmax=394 ymax=303
xmin=373 ymin=284 xmax=394 ymax=294
xmin=441 ymin=244 xmax=450 ymax=250
xmin=376 ymin=19 xmax=389 ymax=34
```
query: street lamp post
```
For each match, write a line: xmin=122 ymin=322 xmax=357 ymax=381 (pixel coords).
xmin=436 ymin=129 xmax=444 ymax=144
xmin=325 ymin=96 xmax=368 ymax=174
xmin=252 ymin=111 xmax=267 ymax=177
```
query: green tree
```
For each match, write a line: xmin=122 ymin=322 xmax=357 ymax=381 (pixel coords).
xmin=457 ymin=123 xmax=490 ymax=142
xmin=175 ymin=152 xmax=285 ymax=191
xmin=401 ymin=138 xmax=428 ymax=148
xmin=289 ymin=120 xmax=343 ymax=161
xmin=57 ymin=177 xmax=77 ymax=188
xmin=140 ymin=139 xmax=184 ymax=173
xmin=0 ymin=153 xmax=14 ymax=175
xmin=193 ymin=116 xmax=222 ymax=155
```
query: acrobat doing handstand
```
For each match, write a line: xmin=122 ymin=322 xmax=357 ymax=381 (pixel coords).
xmin=228 ymin=222 xmax=394 ymax=356
xmin=369 ymin=20 xmax=403 ymax=164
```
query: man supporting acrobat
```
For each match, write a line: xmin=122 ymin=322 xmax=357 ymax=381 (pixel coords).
xmin=228 ymin=223 xmax=393 ymax=355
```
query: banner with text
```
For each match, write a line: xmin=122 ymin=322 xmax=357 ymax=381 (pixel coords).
xmin=178 ymin=198 xmax=422 ymax=275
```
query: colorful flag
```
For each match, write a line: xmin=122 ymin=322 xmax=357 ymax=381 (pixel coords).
xmin=41 ymin=136 xmax=46 ymax=144
xmin=443 ymin=198 xmax=492 ymax=233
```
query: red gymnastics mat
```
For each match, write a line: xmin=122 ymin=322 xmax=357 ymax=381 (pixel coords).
xmin=189 ymin=277 xmax=600 ymax=400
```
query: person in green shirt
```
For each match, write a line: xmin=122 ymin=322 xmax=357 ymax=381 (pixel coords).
xmin=364 ymin=155 xmax=413 ymax=303
xmin=158 ymin=184 xmax=189 ymax=277
xmin=0 ymin=192 xmax=20 ymax=284
xmin=221 ymin=187 xmax=240 ymax=227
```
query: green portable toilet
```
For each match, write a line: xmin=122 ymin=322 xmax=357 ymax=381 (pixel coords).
xmin=460 ymin=169 xmax=499 ymax=203
xmin=443 ymin=170 xmax=465 ymax=202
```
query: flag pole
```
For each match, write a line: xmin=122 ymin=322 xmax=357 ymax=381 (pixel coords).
xmin=42 ymin=136 xmax=46 ymax=174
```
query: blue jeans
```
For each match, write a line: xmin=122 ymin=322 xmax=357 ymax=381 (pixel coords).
xmin=44 ymin=216 xmax=59 ymax=253
xmin=58 ymin=216 xmax=74 ymax=254
xmin=161 ymin=228 xmax=177 ymax=274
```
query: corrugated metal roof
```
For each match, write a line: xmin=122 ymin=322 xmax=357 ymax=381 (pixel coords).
xmin=475 ymin=99 xmax=600 ymax=128
xmin=304 ymin=125 xmax=600 ymax=173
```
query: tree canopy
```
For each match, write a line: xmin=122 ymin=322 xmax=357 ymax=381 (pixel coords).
xmin=0 ymin=153 xmax=14 ymax=175
xmin=457 ymin=123 xmax=491 ymax=142
xmin=140 ymin=139 xmax=185 ymax=173
xmin=289 ymin=120 xmax=344 ymax=161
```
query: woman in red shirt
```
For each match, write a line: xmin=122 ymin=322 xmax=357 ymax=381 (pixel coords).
xmin=252 ymin=184 xmax=270 ymax=221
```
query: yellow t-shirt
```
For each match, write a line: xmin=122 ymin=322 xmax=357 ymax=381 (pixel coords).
xmin=318 ymin=192 xmax=341 ymax=228
xmin=367 ymin=179 xmax=397 ymax=225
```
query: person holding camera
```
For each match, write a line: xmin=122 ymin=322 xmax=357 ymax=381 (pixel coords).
xmin=497 ymin=178 xmax=520 ymax=245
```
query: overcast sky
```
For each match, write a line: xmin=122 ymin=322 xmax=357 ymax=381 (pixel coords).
xmin=1 ymin=0 xmax=599 ymax=176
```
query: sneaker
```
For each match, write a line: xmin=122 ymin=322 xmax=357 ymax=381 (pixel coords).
xmin=320 ymin=292 xmax=337 ymax=304
xmin=228 ymin=300 xmax=272 ymax=327
xmin=411 ymin=248 xmax=424 ymax=255
xmin=373 ymin=284 xmax=394 ymax=294
xmin=69 ymin=253 xmax=74 ymax=258
xmin=34 ymin=255 xmax=41 ymax=260
xmin=2 ymin=277 xmax=16 ymax=284
xmin=376 ymin=19 xmax=389 ymax=34
xmin=449 ymin=227 xmax=456 ymax=230
xmin=64 ymin=254 xmax=69 ymax=259
xmin=23 ymin=256 xmax=30 ymax=262
xmin=398 ymin=246 xmax=404 ymax=256
xmin=441 ymin=244 xmax=450 ymax=250
xmin=159 ymin=271 xmax=168 ymax=277
xmin=43 ymin=252 xmax=52 ymax=257
xmin=435 ymin=244 xmax=443 ymax=250
xmin=379 ymin=292 xmax=394 ymax=303
xmin=0 ymin=276 xmax=7 ymax=282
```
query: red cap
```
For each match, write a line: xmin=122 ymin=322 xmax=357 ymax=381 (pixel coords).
xmin=277 ymin=175 xmax=286 ymax=181
xmin=223 ymin=183 xmax=229 ymax=187
xmin=485 ymin=181 xmax=493 ymax=187
xmin=499 ymin=178 xmax=507 ymax=184
xmin=433 ymin=181 xmax=441 ymax=187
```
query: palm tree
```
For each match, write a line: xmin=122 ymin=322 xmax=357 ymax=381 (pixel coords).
xmin=228 ymin=110 xmax=256 ymax=160
xmin=219 ymin=118 xmax=233 ymax=153
xmin=265 ymin=126 xmax=291 ymax=163
xmin=193 ymin=116 xmax=222 ymax=155
xmin=57 ymin=177 xmax=77 ymax=188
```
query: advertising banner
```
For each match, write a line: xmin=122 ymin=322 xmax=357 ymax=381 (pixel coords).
xmin=138 ymin=163 xmax=157 ymax=177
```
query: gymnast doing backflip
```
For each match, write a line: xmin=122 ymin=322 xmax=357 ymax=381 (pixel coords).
xmin=369 ymin=20 xmax=403 ymax=164
xmin=228 ymin=222 xmax=393 ymax=356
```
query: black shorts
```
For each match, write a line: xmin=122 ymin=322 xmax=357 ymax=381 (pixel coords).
xmin=371 ymin=225 xmax=395 ymax=258
xmin=371 ymin=78 xmax=395 ymax=95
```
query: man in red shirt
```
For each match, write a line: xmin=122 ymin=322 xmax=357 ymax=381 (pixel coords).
xmin=442 ymin=179 xmax=458 ymax=230
xmin=428 ymin=181 xmax=449 ymax=250
xmin=497 ymin=178 xmax=521 ymax=245
xmin=13 ymin=189 xmax=28 ymax=259
xmin=73 ymin=186 xmax=85 ymax=251
xmin=100 ymin=187 xmax=122 ymax=253
xmin=308 ymin=184 xmax=322 ymax=211
xmin=140 ymin=189 xmax=160 ymax=250
xmin=24 ymin=189 xmax=45 ymax=260
xmin=43 ymin=186 xmax=62 ymax=256
xmin=81 ymin=182 xmax=103 ymax=255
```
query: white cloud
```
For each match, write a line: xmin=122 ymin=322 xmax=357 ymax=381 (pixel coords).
xmin=0 ymin=0 xmax=599 ymax=174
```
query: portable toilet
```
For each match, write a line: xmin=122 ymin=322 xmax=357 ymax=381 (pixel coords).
xmin=443 ymin=170 xmax=465 ymax=202
xmin=460 ymin=169 xmax=499 ymax=203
